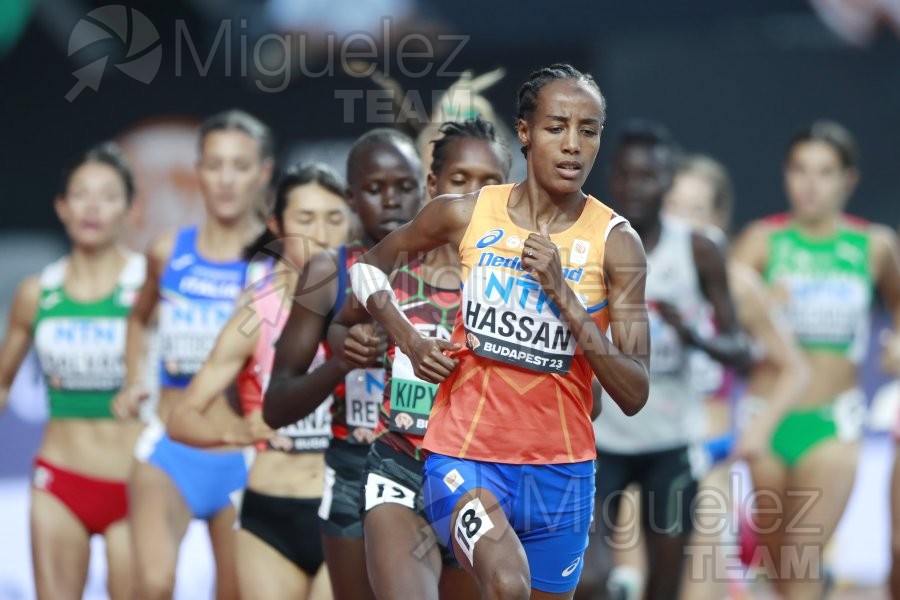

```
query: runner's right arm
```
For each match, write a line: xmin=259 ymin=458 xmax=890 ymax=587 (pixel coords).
xmin=167 ymin=299 xmax=271 ymax=447
xmin=0 ymin=277 xmax=39 ymax=413
xmin=349 ymin=193 xmax=473 ymax=383
xmin=112 ymin=231 xmax=173 ymax=419
xmin=263 ymin=250 xmax=352 ymax=428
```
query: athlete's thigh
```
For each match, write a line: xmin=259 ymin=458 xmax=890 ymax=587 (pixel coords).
xmin=777 ymin=439 xmax=859 ymax=599
xmin=128 ymin=461 xmax=192 ymax=588
xmin=236 ymin=529 xmax=309 ymax=600
xmin=208 ymin=505 xmax=240 ymax=600
xmin=782 ymin=438 xmax=860 ymax=549
xmin=30 ymin=490 xmax=91 ymax=600
xmin=422 ymin=454 xmax=527 ymax=594
xmin=438 ymin=563 xmax=478 ymax=600
xmin=516 ymin=462 xmax=594 ymax=597
xmin=308 ymin=564 xmax=333 ymax=600
xmin=364 ymin=504 xmax=442 ymax=600
xmin=746 ymin=453 xmax=789 ymax=569
xmin=450 ymin=486 xmax=529 ymax=596
xmin=322 ymin=534 xmax=375 ymax=600
xmin=104 ymin=519 xmax=134 ymax=600
xmin=679 ymin=465 xmax=733 ymax=600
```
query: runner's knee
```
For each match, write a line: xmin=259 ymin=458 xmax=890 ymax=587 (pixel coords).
xmin=484 ymin=567 xmax=530 ymax=600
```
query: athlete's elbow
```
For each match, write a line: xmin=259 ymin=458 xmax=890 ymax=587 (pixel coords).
xmin=262 ymin=401 xmax=284 ymax=429
xmin=621 ymin=390 xmax=648 ymax=416
xmin=262 ymin=385 xmax=286 ymax=428
xmin=619 ymin=376 xmax=649 ymax=417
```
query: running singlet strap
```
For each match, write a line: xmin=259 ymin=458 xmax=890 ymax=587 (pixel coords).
xmin=763 ymin=216 xmax=873 ymax=361
xmin=328 ymin=242 xmax=386 ymax=444
xmin=33 ymin=254 xmax=146 ymax=419
xmin=158 ymin=227 xmax=248 ymax=388
xmin=237 ymin=261 xmax=332 ymax=453
xmin=375 ymin=259 xmax=460 ymax=460
xmin=423 ymin=184 xmax=617 ymax=464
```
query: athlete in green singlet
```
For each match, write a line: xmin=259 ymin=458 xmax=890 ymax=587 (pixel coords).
xmin=733 ymin=122 xmax=900 ymax=599
xmin=0 ymin=143 xmax=144 ymax=600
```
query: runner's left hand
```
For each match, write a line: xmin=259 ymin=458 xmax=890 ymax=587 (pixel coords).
xmin=341 ymin=323 xmax=387 ymax=370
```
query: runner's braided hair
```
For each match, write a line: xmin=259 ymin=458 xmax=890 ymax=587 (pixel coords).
xmin=516 ymin=64 xmax=606 ymax=157
xmin=429 ymin=118 xmax=512 ymax=177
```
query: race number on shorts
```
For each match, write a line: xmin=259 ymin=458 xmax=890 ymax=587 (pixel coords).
xmin=454 ymin=497 xmax=494 ymax=566
xmin=364 ymin=472 xmax=416 ymax=511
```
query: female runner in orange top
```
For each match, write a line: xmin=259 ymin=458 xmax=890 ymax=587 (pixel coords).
xmin=346 ymin=64 xmax=651 ymax=600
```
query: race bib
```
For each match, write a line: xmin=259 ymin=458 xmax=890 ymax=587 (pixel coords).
xmin=268 ymin=397 xmax=333 ymax=453
xmin=363 ymin=472 xmax=416 ymax=511
xmin=344 ymin=368 xmax=384 ymax=443
xmin=159 ymin=297 xmax=234 ymax=377
xmin=462 ymin=267 xmax=575 ymax=374
xmin=34 ymin=317 xmax=126 ymax=390
xmin=454 ymin=497 xmax=494 ymax=566
xmin=776 ymin=274 xmax=869 ymax=347
xmin=388 ymin=348 xmax=435 ymax=436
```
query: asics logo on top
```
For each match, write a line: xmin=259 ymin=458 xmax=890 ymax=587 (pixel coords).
xmin=169 ymin=254 xmax=196 ymax=271
xmin=40 ymin=292 xmax=63 ymax=310
xmin=476 ymin=229 xmax=504 ymax=249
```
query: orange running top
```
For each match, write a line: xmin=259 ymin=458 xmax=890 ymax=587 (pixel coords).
xmin=422 ymin=184 xmax=619 ymax=464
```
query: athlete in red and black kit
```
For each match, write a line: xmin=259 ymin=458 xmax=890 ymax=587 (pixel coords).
xmin=264 ymin=129 xmax=424 ymax=600
xmin=329 ymin=118 xmax=511 ymax=600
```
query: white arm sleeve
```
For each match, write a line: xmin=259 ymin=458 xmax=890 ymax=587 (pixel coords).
xmin=348 ymin=262 xmax=393 ymax=310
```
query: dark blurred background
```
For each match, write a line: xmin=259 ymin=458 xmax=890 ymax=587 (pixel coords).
xmin=2 ymin=0 xmax=899 ymax=238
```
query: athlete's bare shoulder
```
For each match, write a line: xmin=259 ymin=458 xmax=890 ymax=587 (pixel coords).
xmin=292 ymin=247 xmax=343 ymax=318
xmin=147 ymin=229 xmax=178 ymax=274
xmin=429 ymin=190 xmax=478 ymax=225
xmin=732 ymin=218 xmax=778 ymax=273
xmin=423 ymin=190 xmax=481 ymax=246
xmin=307 ymin=246 xmax=342 ymax=279
xmin=737 ymin=218 xmax=782 ymax=241
xmin=867 ymin=222 xmax=898 ymax=247
xmin=12 ymin=275 xmax=41 ymax=324
xmin=867 ymin=222 xmax=900 ymax=278
xmin=604 ymin=222 xmax=646 ymax=265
